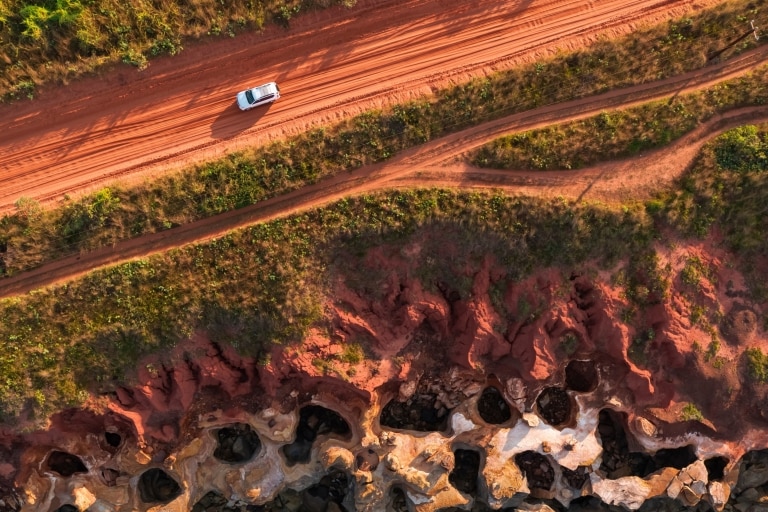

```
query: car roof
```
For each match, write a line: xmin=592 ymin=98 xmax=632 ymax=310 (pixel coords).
xmin=252 ymin=83 xmax=277 ymax=98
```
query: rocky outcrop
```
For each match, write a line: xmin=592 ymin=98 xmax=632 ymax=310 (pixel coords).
xmin=1 ymin=241 xmax=767 ymax=511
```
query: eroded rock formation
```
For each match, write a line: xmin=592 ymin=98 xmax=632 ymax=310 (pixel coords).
xmin=1 ymin=241 xmax=767 ymax=511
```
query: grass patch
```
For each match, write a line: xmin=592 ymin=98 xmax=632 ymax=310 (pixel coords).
xmin=746 ymin=347 xmax=768 ymax=382
xmin=681 ymin=402 xmax=704 ymax=422
xmin=471 ymin=68 xmax=768 ymax=171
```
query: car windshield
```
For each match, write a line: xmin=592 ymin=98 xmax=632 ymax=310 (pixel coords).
xmin=245 ymin=90 xmax=256 ymax=104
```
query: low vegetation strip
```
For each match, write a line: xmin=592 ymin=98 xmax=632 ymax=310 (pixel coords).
xmin=470 ymin=67 xmax=768 ymax=171
xmin=2 ymin=121 xmax=766 ymax=424
xmin=0 ymin=0 xmax=356 ymax=101
xmin=1 ymin=0 xmax=767 ymax=280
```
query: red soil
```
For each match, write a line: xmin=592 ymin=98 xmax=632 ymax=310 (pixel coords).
xmin=0 ymin=0 xmax=724 ymax=212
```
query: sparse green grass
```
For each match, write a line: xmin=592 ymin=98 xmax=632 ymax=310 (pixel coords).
xmin=559 ymin=333 xmax=579 ymax=357
xmin=2 ymin=1 xmax=767 ymax=276
xmin=681 ymin=255 xmax=715 ymax=289
xmin=471 ymin=67 xmax=768 ymax=171
xmin=628 ymin=327 xmax=656 ymax=366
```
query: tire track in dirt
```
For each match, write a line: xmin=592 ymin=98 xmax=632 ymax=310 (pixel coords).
xmin=1 ymin=50 xmax=766 ymax=299
xmin=0 ymin=0 xmax=723 ymax=211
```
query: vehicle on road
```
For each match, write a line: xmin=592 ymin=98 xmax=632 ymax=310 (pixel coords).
xmin=236 ymin=82 xmax=280 ymax=111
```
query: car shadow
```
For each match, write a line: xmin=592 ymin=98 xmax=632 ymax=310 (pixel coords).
xmin=210 ymin=100 xmax=273 ymax=141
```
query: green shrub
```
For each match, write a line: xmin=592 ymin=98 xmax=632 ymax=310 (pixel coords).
xmin=746 ymin=347 xmax=768 ymax=382
xmin=714 ymin=125 xmax=768 ymax=173
xmin=681 ymin=402 xmax=703 ymax=421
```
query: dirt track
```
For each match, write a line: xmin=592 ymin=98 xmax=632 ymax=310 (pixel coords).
xmin=1 ymin=46 xmax=767 ymax=299
xmin=0 ymin=0 xmax=721 ymax=211
xmin=1 ymin=0 xmax=766 ymax=298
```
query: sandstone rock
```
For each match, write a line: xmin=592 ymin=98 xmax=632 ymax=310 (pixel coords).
xmin=132 ymin=448 xmax=154 ymax=466
xmin=679 ymin=485 xmax=701 ymax=506
xmin=72 ymin=486 xmax=97 ymax=510
xmin=635 ymin=417 xmax=658 ymax=438
xmin=384 ymin=453 xmax=401 ymax=472
xmin=411 ymin=473 xmax=469 ymax=512
xmin=667 ymin=476 xmax=684 ymax=499
xmin=483 ymin=455 xmax=527 ymax=508
xmin=592 ymin=476 xmax=650 ymax=510
xmin=683 ymin=459 xmax=709 ymax=484
xmin=708 ymin=481 xmax=730 ymax=511
xmin=522 ymin=413 xmax=540 ymax=427
xmin=322 ymin=447 xmax=354 ymax=471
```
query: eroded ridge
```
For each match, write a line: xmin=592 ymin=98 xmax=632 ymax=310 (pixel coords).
xmin=1 ymin=255 xmax=767 ymax=511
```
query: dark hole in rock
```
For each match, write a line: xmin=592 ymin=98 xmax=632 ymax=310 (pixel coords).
xmin=653 ymin=445 xmax=697 ymax=470
xmin=448 ymin=449 xmax=480 ymax=495
xmin=597 ymin=409 xmax=655 ymax=479
xmin=388 ymin=486 xmax=409 ymax=512
xmin=477 ymin=386 xmax=511 ymax=424
xmin=574 ymin=281 xmax=597 ymax=310
xmin=637 ymin=496 xmax=699 ymax=512
xmin=192 ymin=490 xmax=237 ymax=512
xmin=282 ymin=405 xmax=351 ymax=466
xmin=301 ymin=469 xmax=350 ymax=512
xmin=535 ymin=387 xmax=571 ymax=426
xmin=355 ymin=448 xmax=379 ymax=472
xmin=54 ymin=506 xmax=79 ymax=512
xmin=104 ymin=431 xmax=122 ymax=447
xmin=705 ymin=456 xmax=729 ymax=481
xmin=47 ymin=451 xmax=87 ymax=477
xmin=562 ymin=465 xmax=590 ymax=489
xmin=568 ymin=496 xmax=621 ymax=511
xmin=514 ymin=451 xmax=554 ymax=490
xmin=721 ymin=304 xmax=757 ymax=345
xmin=565 ymin=360 xmax=598 ymax=393
xmin=380 ymin=392 xmax=450 ymax=432
xmin=138 ymin=468 xmax=182 ymax=504
xmin=214 ymin=423 xmax=261 ymax=464
xmin=100 ymin=467 xmax=120 ymax=487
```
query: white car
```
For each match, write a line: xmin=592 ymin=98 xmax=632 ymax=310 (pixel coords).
xmin=236 ymin=82 xmax=280 ymax=111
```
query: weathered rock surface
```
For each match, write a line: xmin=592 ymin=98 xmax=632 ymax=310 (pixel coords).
xmin=1 ymin=244 xmax=767 ymax=511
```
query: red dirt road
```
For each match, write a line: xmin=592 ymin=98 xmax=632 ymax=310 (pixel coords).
xmin=0 ymin=0 xmax=720 ymax=211
xmin=1 ymin=47 xmax=767 ymax=299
